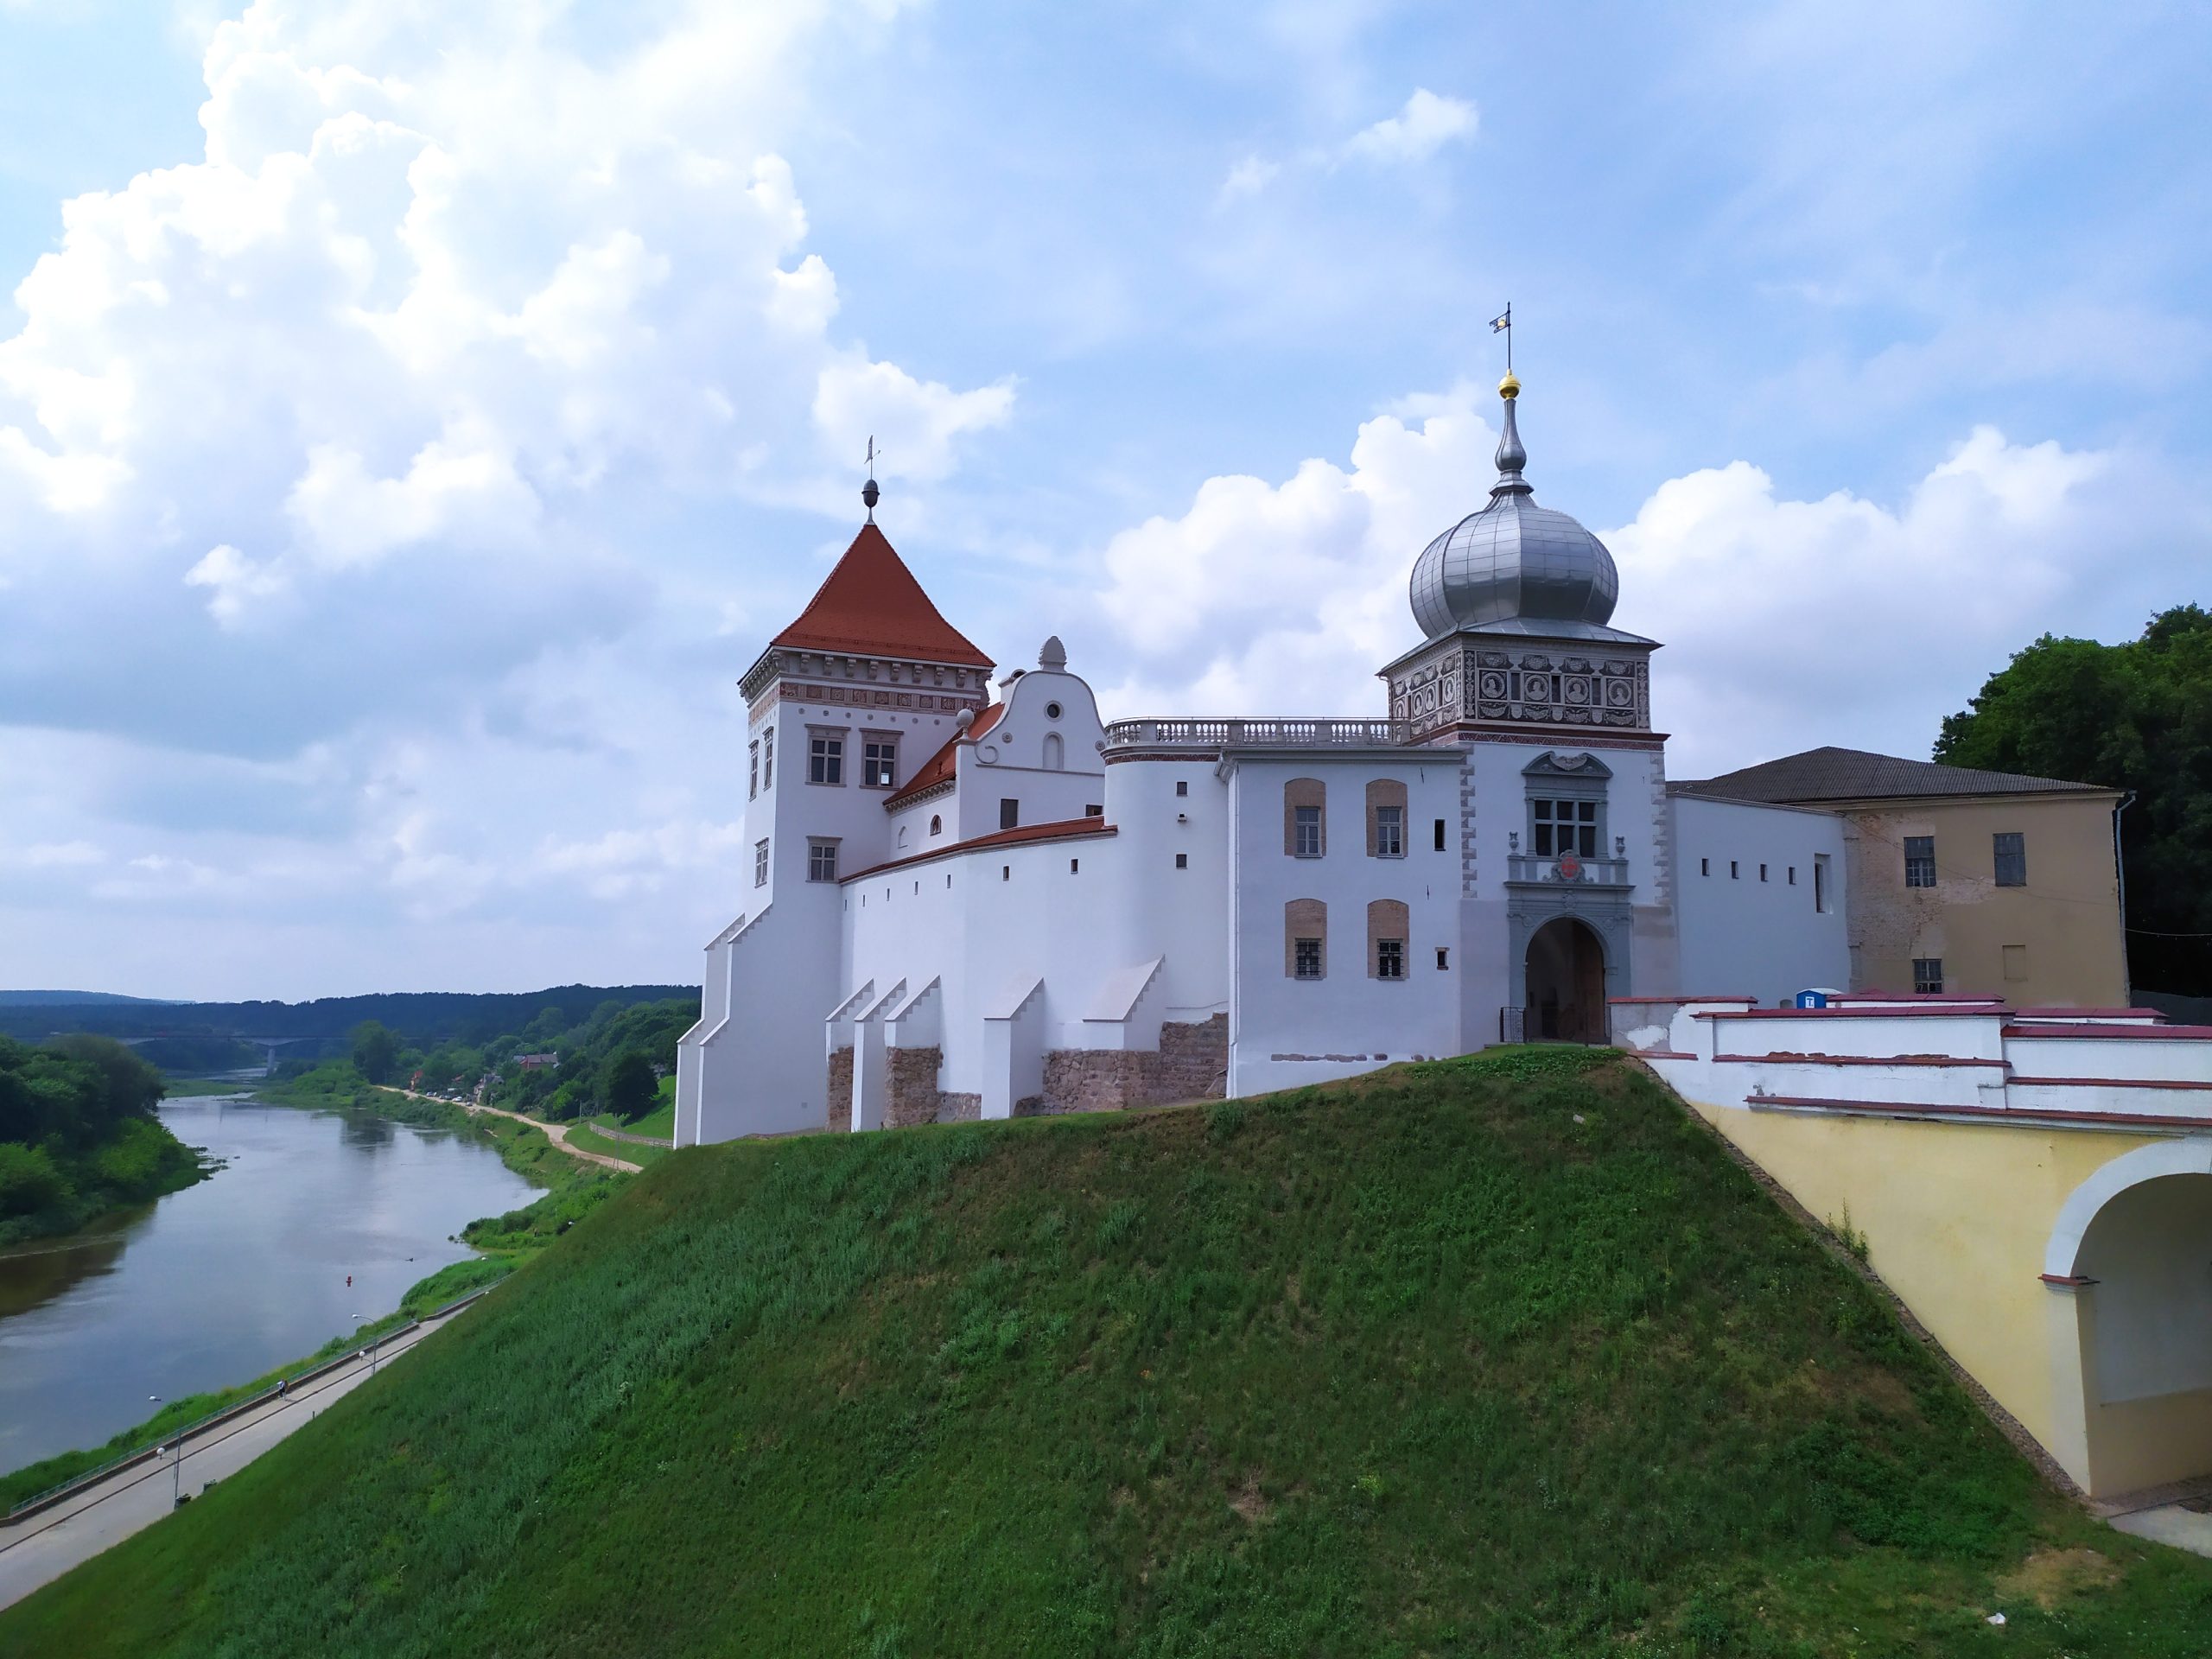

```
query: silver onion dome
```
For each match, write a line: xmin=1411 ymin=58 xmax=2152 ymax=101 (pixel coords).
xmin=1408 ymin=378 xmax=1619 ymax=639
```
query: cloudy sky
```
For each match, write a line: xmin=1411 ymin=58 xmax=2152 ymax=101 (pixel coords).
xmin=1 ymin=1 xmax=2206 ymax=1000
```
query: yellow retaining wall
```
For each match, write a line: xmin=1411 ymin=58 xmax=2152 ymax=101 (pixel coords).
xmin=1681 ymin=1097 xmax=2160 ymax=1493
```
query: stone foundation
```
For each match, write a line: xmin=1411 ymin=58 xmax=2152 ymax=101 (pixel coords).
xmin=935 ymin=1092 xmax=982 ymax=1123
xmin=1032 ymin=1016 xmax=1231 ymax=1115
xmin=826 ymin=1046 xmax=853 ymax=1135
xmin=1154 ymin=1014 xmax=1229 ymax=1102
xmin=887 ymin=1046 xmax=944 ymax=1128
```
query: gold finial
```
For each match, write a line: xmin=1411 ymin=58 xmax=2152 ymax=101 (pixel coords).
xmin=1498 ymin=371 xmax=1521 ymax=400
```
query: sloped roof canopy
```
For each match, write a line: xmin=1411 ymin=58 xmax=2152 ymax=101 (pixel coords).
xmin=886 ymin=702 xmax=1003 ymax=809
xmin=770 ymin=524 xmax=993 ymax=668
xmin=1675 ymin=746 xmax=2107 ymax=804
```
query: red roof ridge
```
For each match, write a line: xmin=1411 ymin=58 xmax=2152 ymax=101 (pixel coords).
xmin=841 ymin=815 xmax=1114 ymax=884
xmin=770 ymin=523 xmax=993 ymax=668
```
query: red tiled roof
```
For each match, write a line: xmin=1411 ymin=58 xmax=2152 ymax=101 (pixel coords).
xmin=886 ymin=702 xmax=1003 ymax=809
xmin=841 ymin=816 xmax=1116 ymax=884
xmin=771 ymin=523 xmax=993 ymax=667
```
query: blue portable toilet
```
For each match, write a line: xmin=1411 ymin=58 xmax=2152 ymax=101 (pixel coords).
xmin=1793 ymin=988 xmax=1830 ymax=1009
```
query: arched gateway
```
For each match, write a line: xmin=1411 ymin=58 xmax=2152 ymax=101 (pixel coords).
xmin=1525 ymin=915 xmax=1607 ymax=1043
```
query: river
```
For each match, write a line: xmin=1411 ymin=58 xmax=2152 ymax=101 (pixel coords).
xmin=0 ymin=1095 xmax=537 ymax=1476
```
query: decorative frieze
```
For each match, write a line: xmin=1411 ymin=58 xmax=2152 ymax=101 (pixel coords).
xmin=1389 ymin=643 xmax=1650 ymax=736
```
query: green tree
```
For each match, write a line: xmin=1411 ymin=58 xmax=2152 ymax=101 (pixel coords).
xmin=47 ymin=1034 xmax=165 ymax=1128
xmin=601 ymin=1050 xmax=658 ymax=1122
xmin=350 ymin=1020 xmax=403 ymax=1085
xmin=1937 ymin=605 xmax=2212 ymax=991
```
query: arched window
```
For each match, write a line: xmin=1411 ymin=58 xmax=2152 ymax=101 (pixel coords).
xmin=1366 ymin=779 xmax=1408 ymax=857
xmin=1367 ymin=899 xmax=1409 ymax=981
xmin=1043 ymin=733 xmax=1065 ymax=771
xmin=897 ymin=824 xmax=911 ymax=849
xmin=1283 ymin=778 xmax=1325 ymax=858
xmin=930 ymin=814 xmax=943 ymax=836
xmin=1284 ymin=898 xmax=1326 ymax=980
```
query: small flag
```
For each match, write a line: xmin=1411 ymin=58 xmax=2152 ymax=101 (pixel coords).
xmin=1491 ymin=308 xmax=1510 ymax=333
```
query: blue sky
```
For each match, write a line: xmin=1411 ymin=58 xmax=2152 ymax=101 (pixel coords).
xmin=0 ymin=0 xmax=2206 ymax=999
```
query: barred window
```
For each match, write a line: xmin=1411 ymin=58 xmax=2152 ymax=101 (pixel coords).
xmin=1376 ymin=939 xmax=1404 ymax=980
xmin=1912 ymin=957 xmax=1943 ymax=995
xmin=1993 ymin=832 xmax=2026 ymax=887
xmin=1285 ymin=897 xmax=1326 ymax=980
xmin=1294 ymin=938 xmax=1323 ymax=979
xmin=1904 ymin=835 xmax=1936 ymax=888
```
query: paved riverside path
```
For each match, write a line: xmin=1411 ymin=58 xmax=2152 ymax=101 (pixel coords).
xmin=0 ymin=1304 xmax=469 ymax=1611
xmin=373 ymin=1088 xmax=642 ymax=1174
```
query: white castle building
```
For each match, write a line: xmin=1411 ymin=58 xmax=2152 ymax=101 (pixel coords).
xmin=675 ymin=375 xmax=1854 ymax=1144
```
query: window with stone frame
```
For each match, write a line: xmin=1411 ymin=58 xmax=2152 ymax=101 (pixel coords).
xmin=753 ymin=839 xmax=770 ymax=887
xmin=809 ymin=731 xmax=844 ymax=785
xmin=1283 ymin=778 xmax=1325 ymax=858
xmin=1912 ymin=957 xmax=1943 ymax=995
xmin=748 ymin=740 xmax=760 ymax=799
xmin=761 ymin=728 xmax=773 ymax=789
xmin=1904 ymin=835 xmax=1936 ymax=887
xmin=1531 ymin=798 xmax=1599 ymax=856
xmin=806 ymin=839 xmax=839 ymax=882
xmin=1368 ymin=899 xmax=1409 ymax=981
xmin=1993 ymin=831 xmax=2026 ymax=887
xmin=1284 ymin=897 xmax=1326 ymax=980
xmin=861 ymin=734 xmax=899 ymax=789
xmin=1366 ymin=778 xmax=1408 ymax=858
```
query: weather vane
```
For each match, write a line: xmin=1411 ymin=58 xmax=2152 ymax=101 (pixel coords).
xmin=861 ymin=435 xmax=881 ymax=521
xmin=1491 ymin=302 xmax=1512 ymax=376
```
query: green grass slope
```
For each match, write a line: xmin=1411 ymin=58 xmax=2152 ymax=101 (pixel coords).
xmin=6 ymin=1050 xmax=2209 ymax=1656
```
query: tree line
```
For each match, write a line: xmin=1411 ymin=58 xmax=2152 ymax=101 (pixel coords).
xmin=1938 ymin=603 xmax=2211 ymax=995
xmin=0 ymin=1034 xmax=202 ymax=1243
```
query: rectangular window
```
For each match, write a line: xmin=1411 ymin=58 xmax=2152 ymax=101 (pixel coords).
xmin=806 ymin=840 xmax=838 ymax=882
xmin=1069 ymin=858 xmax=1079 ymax=874
xmin=1085 ymin=804 xmax=1103 ymax=817
xmin=1294 ymin=938 xmax=1323 ymax=979
xmin=1374 ymin=804 xmax=1404 ymax=858
xmin=861 ymin=737 xmax=897 ymax=789
xmin=1433 ymin=817 xmax=1446 ymax=852
xmin=1294 ymin=804 xmax=1323 ymax=858
xmin=1000 ymin=798 xmax=1020 ymax=830
xmin=1700 ymin=857 xmax=1710 ymax=876
xmin=1814 ymin=853 xmax=1831 ymax=912
xmin=809 ymin=734 xmax=843 ymax=785
xmin=1912 ymin=957 xmax=1943 ymax=995
xmin=1435 ymin=947 xmax=1450 ymax=970
xmin=1376 ymin=939 xmax=1405 ymax=980
xmin=1730 ymin=861 xmax=1739 ymax=880
xmin=1759 ymin=863 xmax=1768 ymax=882
xmin=1175 ymin=780 xmax=1189 ymax=797
xmin=1532 ymin=798 xmax=1598 ymax=857
xmin=2003 ymin=943 xmax=2028 ymax=982
xmin=1174 ymin=853 xmax=1188 ymax=869
xmin=1993 ymin=831 xmax=2026 ymax=887
xmin=1904 ymin=835 xmax=1936 ymax=888
xmin=748 ymin=740 xmax=760 ymax=799
xmin=761 ymin=728 xmax=773 ymax=789
xmin=753 ymin=839 xmax=769 ymax=887
xmin=1788 ymin=866 xmax=1796 ymax=885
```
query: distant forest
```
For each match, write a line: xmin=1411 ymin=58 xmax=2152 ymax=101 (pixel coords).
xmin=0 ymin=985 xmax=697 ymax=1055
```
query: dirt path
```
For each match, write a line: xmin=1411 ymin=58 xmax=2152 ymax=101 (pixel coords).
xmin=374 ymin=1088 xmax=640 ymax=1174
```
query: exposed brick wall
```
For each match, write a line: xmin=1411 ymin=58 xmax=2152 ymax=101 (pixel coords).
xmin=1154 ymin=1014 xmax=1229 ymax=1102
xmin=1035 ymin=1016 xmax=1230 ymax=1115
xmin=887 ymin=1046 xmax=943 ymax=1128
xmin=826 ymin=1046 xmax=853 ymax=1135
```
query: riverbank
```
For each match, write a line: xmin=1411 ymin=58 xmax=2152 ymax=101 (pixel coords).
xmin=0 ymin=1118 xmax=209 ymax=1252
xmin=0 ymin=1256 xmax=504 ymax=1513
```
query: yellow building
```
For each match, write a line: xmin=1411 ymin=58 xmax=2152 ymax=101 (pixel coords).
xmin=1681 ymin=747 xmax=2128 ymax=1007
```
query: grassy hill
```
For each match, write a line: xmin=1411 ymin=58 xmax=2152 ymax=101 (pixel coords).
xmin=6 ymin=1049 xmax=2209 ymax=1656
